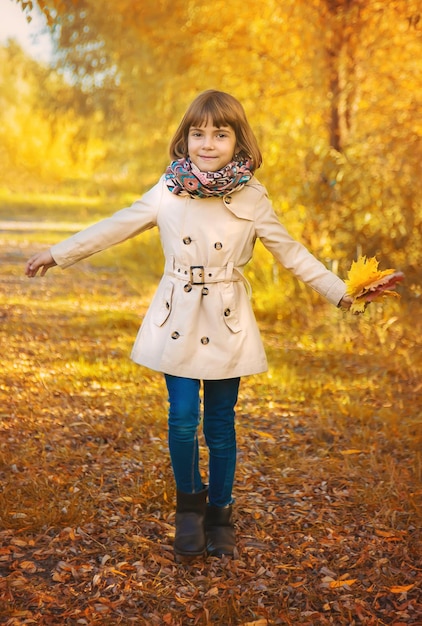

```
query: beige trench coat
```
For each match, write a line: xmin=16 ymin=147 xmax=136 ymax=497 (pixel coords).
xmin=51 ymin=176 xmax=347 ymax=379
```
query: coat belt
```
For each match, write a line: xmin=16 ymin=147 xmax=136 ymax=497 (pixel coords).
xmin=165 ymin=258 xmax=252 ymax=297
xmin=166 ymin=262 xmax=240 ymax=285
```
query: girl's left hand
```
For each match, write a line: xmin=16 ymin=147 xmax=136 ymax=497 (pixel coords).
xmin=338 ymin=295 xmax=353 ymax=310
xmin=339 ymin=294 xmax=368 ymax=314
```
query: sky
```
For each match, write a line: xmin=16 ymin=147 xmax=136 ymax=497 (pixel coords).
xmin=0 ymin=0 xmax=53 ymax=62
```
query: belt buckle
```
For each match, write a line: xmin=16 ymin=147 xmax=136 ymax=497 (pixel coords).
xmin=190 ymin=265 xmax=205 ymax=285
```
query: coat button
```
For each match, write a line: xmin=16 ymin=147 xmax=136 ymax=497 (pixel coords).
xmin=171 ymin=331 xmax=180 ymax=339
xmin=184 ymin=283 xmax=192 ymax=292
xmin=183 ymin=236 xmax=192 ymax=245
xmin=214 ymin=242 xmax=223 ymax=250
xmin=225 ymin=196 xmax=232 ymax=204
xmin=166 ymin=301 xmax=170 ymax=309
xmin=200 ymin=337 xmax=209 ymax=345
xmin=202 ymin=287 xmax=209 ymax=296
xmin=224 ymin=308 xmax=231 ymax=317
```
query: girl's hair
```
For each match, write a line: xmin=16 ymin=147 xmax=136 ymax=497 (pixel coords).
xmin=169 ymin=90 xmax=262 ymax=169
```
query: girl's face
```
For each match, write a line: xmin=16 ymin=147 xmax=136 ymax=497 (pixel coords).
xmin=187 ymin=120 xmax=237 ymax=172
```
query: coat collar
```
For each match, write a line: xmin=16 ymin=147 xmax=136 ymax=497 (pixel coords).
xmin=222 ymin=177 xmax=264 ymax=221
xmin=159 ymin=174 xmax=264 ymax=221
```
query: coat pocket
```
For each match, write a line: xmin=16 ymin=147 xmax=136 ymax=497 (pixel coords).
xmin=153 ymin=283 xmax=174 ymax=327
xmin=221 ymin=285 xmax=242 ymax=333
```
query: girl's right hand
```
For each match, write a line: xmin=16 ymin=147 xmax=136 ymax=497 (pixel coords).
xmin=25 ymin=250 xmax=57 ymax=277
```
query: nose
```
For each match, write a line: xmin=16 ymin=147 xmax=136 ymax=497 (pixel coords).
xmin=202 ymin=133 xmax=214 ymax=149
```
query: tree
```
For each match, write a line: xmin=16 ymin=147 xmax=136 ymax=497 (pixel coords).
xmin=0 ymin=40 xmax=108 ymax=188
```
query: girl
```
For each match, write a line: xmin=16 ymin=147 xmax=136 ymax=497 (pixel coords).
xmin=26 ymin=90 xmax=353 ymax=559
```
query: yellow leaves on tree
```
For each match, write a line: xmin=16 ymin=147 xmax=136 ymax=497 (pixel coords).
xmin=345 ymin=255 xmax=404 ymax=313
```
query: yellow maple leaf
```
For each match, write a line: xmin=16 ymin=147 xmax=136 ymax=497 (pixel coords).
xmin=345 ymin=255 xmax=404 ymax=313
xmin=350 ymin=298 xmax=368 ymax=314
xmin=345 ymin=256 xmax=395 ymax=299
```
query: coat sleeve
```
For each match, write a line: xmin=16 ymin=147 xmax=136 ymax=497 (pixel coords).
xmin=50 ymin=180 xmax=163 ymax=268
xmin=253 ymin=186 xmax=347 ymax=306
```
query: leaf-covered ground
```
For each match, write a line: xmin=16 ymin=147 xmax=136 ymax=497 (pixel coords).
xmin=1 ymin=223 xmax=421 ymax=625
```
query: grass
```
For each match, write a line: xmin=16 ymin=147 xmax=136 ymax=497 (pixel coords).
xmin=0 ymin=188 xmax=138 ymax=223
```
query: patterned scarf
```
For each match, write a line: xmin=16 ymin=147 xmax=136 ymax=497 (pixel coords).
xmin=165 ymin=157 xmax=254 ymax=198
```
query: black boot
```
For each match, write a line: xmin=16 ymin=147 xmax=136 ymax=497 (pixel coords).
xmin=174 ymin=488 xmax=208 ymax=558
xmin=205 ymin=503 xmax=236 ymax=557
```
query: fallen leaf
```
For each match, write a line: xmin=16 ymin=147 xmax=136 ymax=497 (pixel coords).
xmin=375 ymin=529 xmax=400 ymax=539
xmin=329 ymin=578 xmax=357 ymax=588
xmin=19 ymin=560 xmax=38 ymax=573
xmin=341 ymin=449 xmax=367 ymax=455
xmin=205 ymin=586 xmax=219 ymax=597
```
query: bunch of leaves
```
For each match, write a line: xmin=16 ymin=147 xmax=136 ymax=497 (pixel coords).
xmin=345 ymin=255 xmax=404 ymax=313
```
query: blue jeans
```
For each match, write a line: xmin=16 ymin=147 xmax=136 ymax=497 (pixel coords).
xmin=164 ymin=374 xmax=240 ymax=507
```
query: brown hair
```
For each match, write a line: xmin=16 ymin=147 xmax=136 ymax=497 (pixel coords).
xmin=169 ymin=90 xmax=262 ymax=169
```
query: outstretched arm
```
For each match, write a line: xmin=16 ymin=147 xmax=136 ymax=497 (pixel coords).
xmin=25 ymin=250 xmax=57 ymax=277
